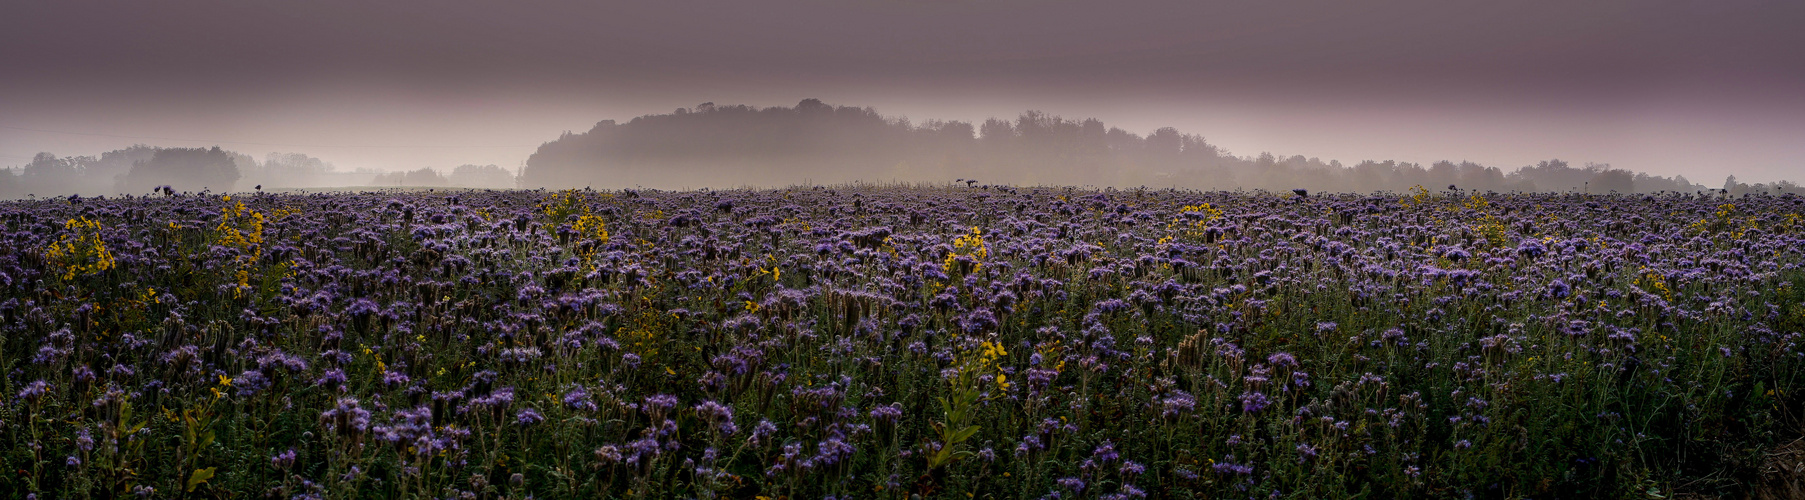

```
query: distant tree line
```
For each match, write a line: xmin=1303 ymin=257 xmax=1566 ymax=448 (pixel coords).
xmin=370 ymin=164 xmax=517 ymax=188
xmin=522 ymin=99 xmax=1783 ymax=193
xmin=1723 ymin=175 xmax=1805 ymax=197
xmin=0 ymin=146 xmax=251 ymax=198
xmin=0 ymin=146 xmax=519 ymax=198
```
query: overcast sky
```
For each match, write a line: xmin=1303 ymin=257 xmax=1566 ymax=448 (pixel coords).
xmin=3 ymin=0 xmax=1802 ymax=183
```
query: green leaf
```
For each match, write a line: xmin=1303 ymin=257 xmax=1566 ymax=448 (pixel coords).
xmin=927 ymin=447 xmax=953 ymax=468
xmin=949 ymin=425 xmax=980 ymax=444
xmin=186 ymin=467 xmax=215 ymax=492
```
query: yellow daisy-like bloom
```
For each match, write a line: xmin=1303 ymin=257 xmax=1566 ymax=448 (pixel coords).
xmin=944 ymin=227 xmax=988 ymax=273
xmin=44 ymin=217 xmax=115 ymax=280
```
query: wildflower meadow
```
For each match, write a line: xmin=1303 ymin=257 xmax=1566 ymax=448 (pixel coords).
xmin=2 ymin=186 xmax=1802 ymax=499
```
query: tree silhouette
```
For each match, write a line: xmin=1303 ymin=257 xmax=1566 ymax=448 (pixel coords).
xmin=519 ymin=99 xmax=1727 ymax=192
xmin=122 ymin=147 xmax=242 ymax=193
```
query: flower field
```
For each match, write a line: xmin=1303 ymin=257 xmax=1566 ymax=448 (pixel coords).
xmin=2 ymin=186 xmax=1803 ymax=498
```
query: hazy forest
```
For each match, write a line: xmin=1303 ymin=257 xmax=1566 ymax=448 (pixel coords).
xmin=5 ymin=99 xmax=1802 ymax=197
xmin=520 ymin=99 xmax=1798 ymax=194
xmin=0 ymin=148 xmax=515 ymax=199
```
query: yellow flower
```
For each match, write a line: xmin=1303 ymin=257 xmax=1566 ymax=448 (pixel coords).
xmin=944 ymin=228 xmax=989 ymax=273
xmin=44 ymin=217 xmax=115 ymax=280
xmin=218 ymin=374 xmax=232 ymax=386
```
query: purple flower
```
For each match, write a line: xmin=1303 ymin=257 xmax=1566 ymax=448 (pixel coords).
xmin=817 ymin=434 xmax=856 ymax=466
xmin=1175 ymin=466 xmax=1200 ymax=480
xmin=625 ymin=437 xmax=662 ymax=466
xmin=346 ymin=298 xmax=380 ymax=316
xmin=234 ymin=370 xmax=270 ymax=397
xmin=516 ymin=407 xmax=545 ymax=426
xmin=1092 ymin=298 xmax=1130 ymax=314
xmin=694 ymin=400 xmax=737 ymax=434
xmin=346 ymin=298 xmax=380 ymax=317
xmin=1296 ymin=442 xmax=1318 ymax=461
xmin=271 ymin=448 xmax=298 ymax=470
xmin=1266 ymin=352 xmax=1297 ymax=367
xmin=749 ymin=420 xmax=779 ymax=447
xmin=1548 ymin=279 xmax=1571 ymax=298
xmin=258 ymin=350 xmax=310 ymax=372
xmin=315 ymin=369 xmax=348 ymax=391
xmin=594 ymin=445 xmax=623 ymax=464
xmin=1119 ymin=460 xmax=1145 ymax=475
xmin=1517 ymin=239 xmax=1547 ymax=258
xmin=319 ymin=398 xmax=371 ymax=435
xmin=644 ymin=394 xmax=679 ymax=414
xmin=1212 ymin=460 xmax=1254 ymax=475
xmin=107 ymin=364 xmax=136 ymax=378
xmin=563 ymin=387 xmax=597 ymax=412
xmin=17 ymin=380 xmax=50 ymax=402
xmin=1240 ymin=391 xmax=1270 ymax=413
xmin=869 ymin=403 xmax=904 ymax=423
xmin=1093 ymin=442 xmax=1119 ymax=462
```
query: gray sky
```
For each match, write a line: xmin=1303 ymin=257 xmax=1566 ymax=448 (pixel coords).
xmin=3 ymin=0 xmax=1803 ymax=182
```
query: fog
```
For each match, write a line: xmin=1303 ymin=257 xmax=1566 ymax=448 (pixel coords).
xmin=3 ymin=0 xmax=1802 ymax=195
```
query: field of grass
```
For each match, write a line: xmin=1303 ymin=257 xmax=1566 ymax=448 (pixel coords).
xmin=2 ymin=186 xmax=1802 ymax=498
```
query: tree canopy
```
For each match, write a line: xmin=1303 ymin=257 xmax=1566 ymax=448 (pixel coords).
xmin=522 ymin=99 xmax=1732 ymax=193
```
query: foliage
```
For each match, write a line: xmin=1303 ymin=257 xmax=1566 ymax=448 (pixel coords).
xmin=517 ymin=100 xmax=1742 ymax=194
xmin=0 ymin=186 xmax=1801 ymax=499
xmin=42 ymin=216 xmax=115 ymax=280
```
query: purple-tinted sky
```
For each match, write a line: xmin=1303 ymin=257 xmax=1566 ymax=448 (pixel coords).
xmin=3 ymin=0 xmax=1802 ymax=182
